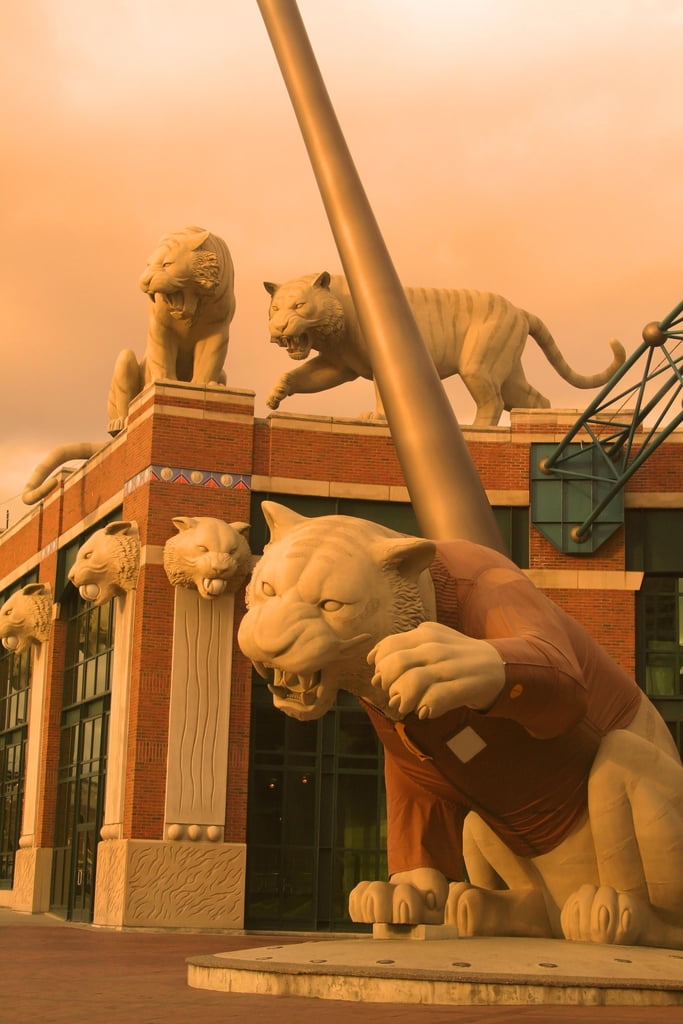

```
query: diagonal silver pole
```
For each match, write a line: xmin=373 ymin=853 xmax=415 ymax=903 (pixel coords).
xmin=257 ymin=0 xmax=506 ymax=552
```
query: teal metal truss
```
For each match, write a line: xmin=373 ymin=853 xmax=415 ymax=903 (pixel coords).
xmin=531 ymin=300 xmax=683 ymax=554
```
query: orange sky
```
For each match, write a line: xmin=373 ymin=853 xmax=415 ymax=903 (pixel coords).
xmin=2 ymin=0 xmax=682 ymax=522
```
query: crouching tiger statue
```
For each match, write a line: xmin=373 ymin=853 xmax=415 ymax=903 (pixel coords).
xmin=238 ymin=502 xmax=683 ymax=949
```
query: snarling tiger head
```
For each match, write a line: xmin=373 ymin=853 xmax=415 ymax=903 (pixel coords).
xmin=0 ymin=583 xmax=52 ymax=653
xmin=140 ymin=226 xmax=231 ymax=324
xmin=68 ymin=521 xmax=140 ymax=606
xmin=238 ymin=502 xmax=435 ymax=721
xmin=164 ymin=517 xmax=253 ymax=599
xmin=263 ymin=271 xmax=344 ymax=360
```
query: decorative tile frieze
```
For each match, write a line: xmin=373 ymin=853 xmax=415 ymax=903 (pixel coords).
xmin=124 ymin=465 xmax=251 ymax=495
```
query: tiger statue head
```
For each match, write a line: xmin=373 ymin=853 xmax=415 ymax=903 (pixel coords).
xmin=140 ymin=226 xmax=234 ymax=327
xmin=263 ymin=271 xmax=345 ymax=362
xmin=0 ymin=583 xmax=53 ymax=653
xmin=163 ymin=517 xmax=253 ymax=599
xmin=238 ymin=502 xmax=436 ymax=721
xmin=68 ymin=521 xmax=140 ymax=606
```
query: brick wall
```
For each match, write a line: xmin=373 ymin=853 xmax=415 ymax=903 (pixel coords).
xmin=0 ymin=384 xmax=678 ymax=856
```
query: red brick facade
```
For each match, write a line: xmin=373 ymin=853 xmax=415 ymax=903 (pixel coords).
xmin=0 ymin=382 xmax=680 ymax=921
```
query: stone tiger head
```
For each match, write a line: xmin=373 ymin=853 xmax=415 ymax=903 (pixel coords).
xmin=68 ymin=521 xmax=140 ymax=606
xmin=238 ymin=502 xmax=436 ymax=721
xmin=0 ymin=583 xmax=53 ymax=653
xmin=263 ymin=272 xmax=344 ymax=361
xmin=163 ymin=517 xmax=253 ymax=599
xmin=140 ymin=226 xmax=233 ymax=324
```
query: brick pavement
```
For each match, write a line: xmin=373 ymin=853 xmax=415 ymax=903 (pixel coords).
xmin=1 ymin=910 xmax=681 ymax=1024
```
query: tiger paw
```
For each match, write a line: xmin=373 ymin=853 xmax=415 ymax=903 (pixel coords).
xmin=349 ymin=869 xmax=448 ymax=925
xmin=561 ymin=884 xmax=641 ymax=945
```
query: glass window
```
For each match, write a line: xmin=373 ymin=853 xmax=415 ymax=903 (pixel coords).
xmin=637 ymin=574 xmax=683 ymax=758
xmin=639 ymin=577 xmax=683 ymax=698
xmin=246 ymin=686 xmax=385 ymax=931
xmin=626 ymin=510 xmax=683 ymax=574
xmin=0 ymin=572 xmax=37 ymax=888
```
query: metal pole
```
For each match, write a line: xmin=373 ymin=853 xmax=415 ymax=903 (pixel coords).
xmin=257 ymin=0 xmax=506 ymax=552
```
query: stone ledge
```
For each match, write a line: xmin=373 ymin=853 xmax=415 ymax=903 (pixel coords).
xmin=187 ymin=936 xmax=683 ymax=1006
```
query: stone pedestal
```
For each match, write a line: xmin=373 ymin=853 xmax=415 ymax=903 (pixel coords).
xmin=93 ymin=838 xmax=245 ymax=929
xmin=187 ymin=936 xmax=683 ymax=1006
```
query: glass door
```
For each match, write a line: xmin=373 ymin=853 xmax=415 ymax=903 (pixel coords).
xmin=51 ymin=700 xmax=109 ymax=921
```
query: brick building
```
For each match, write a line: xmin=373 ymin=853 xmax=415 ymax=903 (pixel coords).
xmin=0 ymin=382 xmax=681 ymax=930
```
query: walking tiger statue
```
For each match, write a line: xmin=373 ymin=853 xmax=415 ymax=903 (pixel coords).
xmin=263 ymin=273 xmax=625 ymax=425
xmin=238 ymin=502 xmax=683 ymax=948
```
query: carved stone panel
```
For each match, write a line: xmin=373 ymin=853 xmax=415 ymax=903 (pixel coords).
xmin=164 ymin=587 xmax=234 ymax=833
xmin=93 ymin=839 xmax=246 ymax=929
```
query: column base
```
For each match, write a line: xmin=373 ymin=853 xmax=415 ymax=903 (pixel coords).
xmin=12 ymin=846 xmax=53 ymax=913
xmin=93 ymin=838 xmax=246 ymax=930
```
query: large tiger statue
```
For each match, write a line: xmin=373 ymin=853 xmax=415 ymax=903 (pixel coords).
xmin=238 ymin=502 xmax=683 ymax=949
xmin=108 ymin=227 xmax=236 ymax=434
xmin=264 ymin=273 xmax=625 ymax=426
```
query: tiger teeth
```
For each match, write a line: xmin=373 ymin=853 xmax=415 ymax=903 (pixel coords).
xmin=269 ymin=669 xmax=322 ymax=705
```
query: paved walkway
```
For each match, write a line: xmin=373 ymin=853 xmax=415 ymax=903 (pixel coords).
xmin=1 ymin=907 xmax=681 ymax=1023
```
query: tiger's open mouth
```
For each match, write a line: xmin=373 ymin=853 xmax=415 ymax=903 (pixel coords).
xmin=268 ymin=668 xmax=323 ymax=707
xmin=152 ymin=290 xmax=186 ymax=319
xmin=201 ymin=577 xmax=229 ymax=598
xmin=273 ymin=333 xmax=311 ymax=360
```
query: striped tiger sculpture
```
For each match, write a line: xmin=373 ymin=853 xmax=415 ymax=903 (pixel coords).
xmin=264 ymin=272 xmax=625 ymax=426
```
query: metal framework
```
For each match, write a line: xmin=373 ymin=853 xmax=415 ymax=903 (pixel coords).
xmin=531 ymin=301 xmax=683 ymax=553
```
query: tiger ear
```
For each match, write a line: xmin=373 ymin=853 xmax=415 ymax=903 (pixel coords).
xmin=262 ymin=502 xmax=306 ymax=544
xmin=230 ymin=522 xmax=251 ymax=540
xmin=171 ymin=516 xmax=199 ymax=533
xmin=104 ymin=520 xmax=137 ymax=538
xmin=263 ymin=281 xmax=279 ymax=296
xmin=313 ymin=271 xmax=331 ymax=289
xmin=373 ymin=537 xmax=436 ymax=583
xmin=184 ymin=227 xmax=210 ymax=250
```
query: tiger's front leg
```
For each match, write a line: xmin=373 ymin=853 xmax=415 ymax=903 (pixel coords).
xmin=349 ymin=867 xmax=449 ymax=925
xmin=144 ymin=325 xmax=180 ymax=382
xmin=190 ymin=332 xmax=229 ymax=385
xmin=267 ymin=356 xmax=358 ymax=409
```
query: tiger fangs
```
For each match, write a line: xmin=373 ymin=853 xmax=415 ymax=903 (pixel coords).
xmin=267 ymin=668 xmax=323 ymax=707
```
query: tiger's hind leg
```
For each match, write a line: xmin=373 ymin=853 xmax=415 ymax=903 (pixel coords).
xmin=458 ymin=368 xmax=506 ymax=426
xmin=501 ymin=364 xmax=550 ymax=413
xmin=445 ymin=811 xmax=559 ymax=938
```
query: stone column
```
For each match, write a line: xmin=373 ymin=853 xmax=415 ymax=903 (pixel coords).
xmin=13 ymin=644 xmax=52 ymax=912
xmin=94 ymin=587 xmax=245 ymax=929
xmin=99 ymin=590 xmax=136 ymax=840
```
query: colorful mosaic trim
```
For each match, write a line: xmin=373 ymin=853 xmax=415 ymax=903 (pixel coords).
xmin=124 ymin=466 xmax=251 ymax=495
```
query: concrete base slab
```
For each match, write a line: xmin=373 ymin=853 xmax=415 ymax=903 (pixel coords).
xmin=187 ymin=936 xmax=683 ymax=1006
